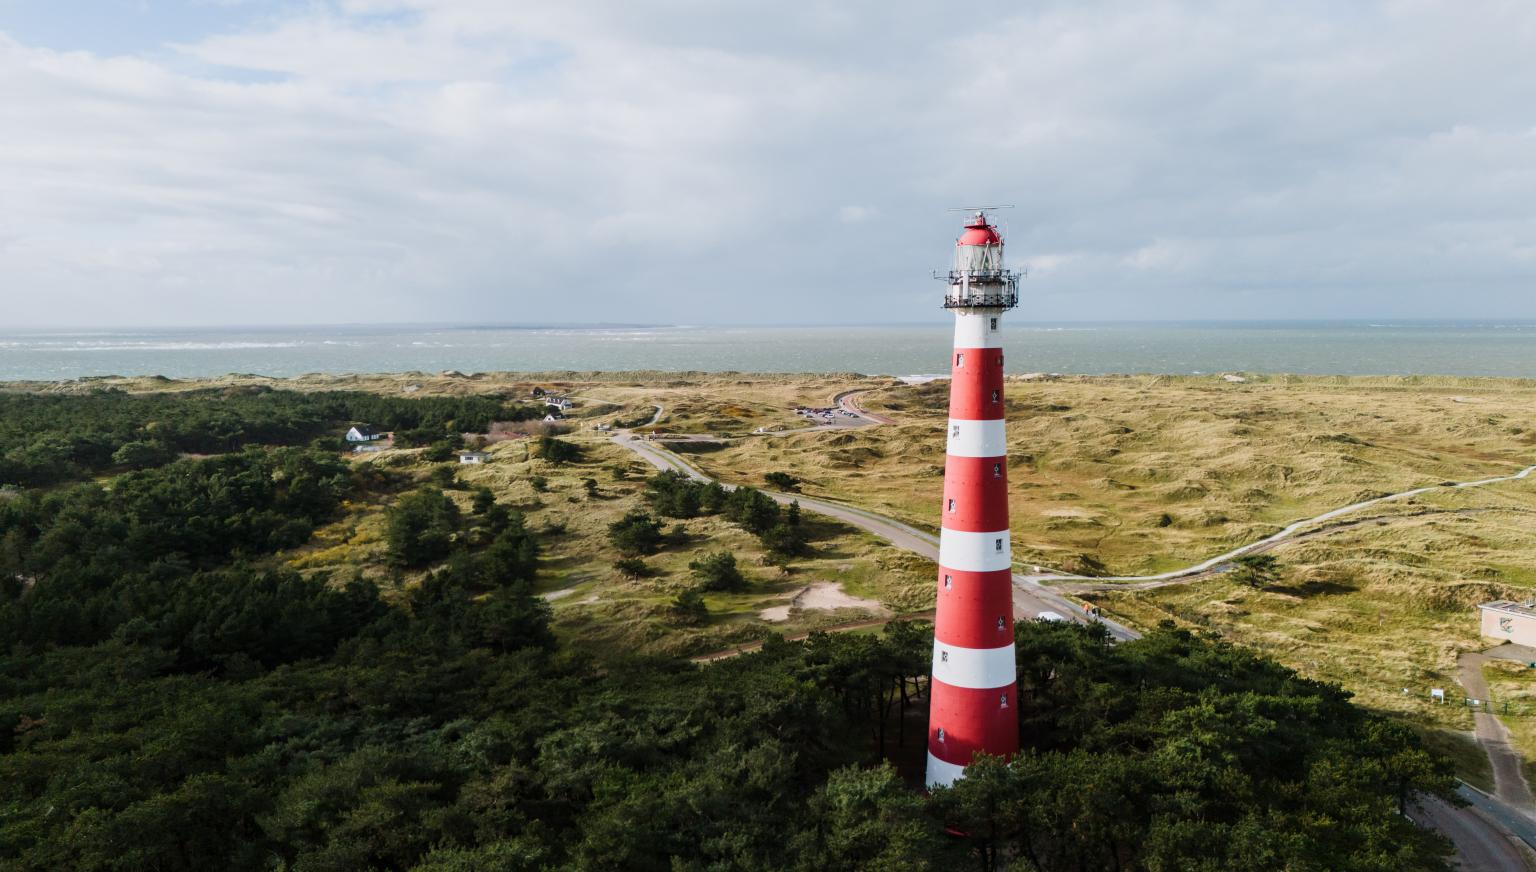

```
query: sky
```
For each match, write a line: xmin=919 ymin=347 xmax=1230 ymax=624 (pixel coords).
xmin=2 ymin=1 xmax=1535 ymax=328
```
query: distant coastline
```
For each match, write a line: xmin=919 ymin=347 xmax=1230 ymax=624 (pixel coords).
xmin=3 ymin=320 xmax=1536 ymax=382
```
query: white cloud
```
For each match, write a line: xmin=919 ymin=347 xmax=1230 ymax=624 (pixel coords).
xmin=1 ymin=1 xmax=1534 ymax=327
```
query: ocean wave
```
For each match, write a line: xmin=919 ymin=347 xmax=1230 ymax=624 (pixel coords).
xmin=9 ymin=340 xmax=309 ymax=352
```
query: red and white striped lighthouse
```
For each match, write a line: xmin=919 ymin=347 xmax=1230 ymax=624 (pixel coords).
xmin=926 ymin=210 xmax=1021 ymax=788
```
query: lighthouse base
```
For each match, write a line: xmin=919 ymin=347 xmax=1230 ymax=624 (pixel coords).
xmin=925 ymin=752 xmax=967 ymax=788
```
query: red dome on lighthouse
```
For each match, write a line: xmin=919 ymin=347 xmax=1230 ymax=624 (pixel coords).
xmin=957 ymin=212 xmax=1001 ymax=246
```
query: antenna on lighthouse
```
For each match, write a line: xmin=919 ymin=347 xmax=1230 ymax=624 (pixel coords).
xmin=945 ymin=205 xmax=1015 ymax=212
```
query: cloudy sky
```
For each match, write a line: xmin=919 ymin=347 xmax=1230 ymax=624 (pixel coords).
xmin=2 ymin=1 xmax=1534 ymax=327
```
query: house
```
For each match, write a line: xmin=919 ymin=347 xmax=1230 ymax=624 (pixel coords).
xmin=458 ymin=451 xmax=491 ymax=465
xmin=1479 ymin=601 xmax=1536 ymax=646
xmin=545 ymin=397 xmax=574 ymax=410
xmin=345 ymin=425 xmax=384 ymax=443
xmin=531 ymin=387 xmax=547 ymax=397
xmin=543 ymin=413 xmax=563 ymax=422
xmin=592 ymin=423 xmax=611 ymax=432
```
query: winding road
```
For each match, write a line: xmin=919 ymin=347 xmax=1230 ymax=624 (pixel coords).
xmin=608 ymin=388 xmax=1536 ymax=868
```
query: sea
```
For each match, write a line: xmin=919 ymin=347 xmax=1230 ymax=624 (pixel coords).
xmin=2 ymin=321 xmax=1535 ymax=382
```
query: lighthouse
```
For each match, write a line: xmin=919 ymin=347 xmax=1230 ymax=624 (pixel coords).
xmin=926 ymin=210 xmax=1021 ymax=788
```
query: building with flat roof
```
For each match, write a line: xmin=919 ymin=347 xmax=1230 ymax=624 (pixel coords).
xmin=1478 ymin=600 xmax=1536 ymax=647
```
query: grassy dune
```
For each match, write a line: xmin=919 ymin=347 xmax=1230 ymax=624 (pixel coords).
xmin=283 ymin=429 xmax=932 ymax=658
xmin=692 ymin=374 xmax=1536 ymax=576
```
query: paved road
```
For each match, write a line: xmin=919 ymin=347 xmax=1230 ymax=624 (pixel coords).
xmin=1461 ymin=651 xmax=1536 ymax=813
xmin=1410 ymin=795 xmax=1533 ymax=871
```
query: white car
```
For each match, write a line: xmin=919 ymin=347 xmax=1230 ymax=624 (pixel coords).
xmin=1035 ymin=611 xmax=1067 ymax=623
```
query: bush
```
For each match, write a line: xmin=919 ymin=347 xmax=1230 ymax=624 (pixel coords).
xmin=764 ymin=471 xmax=800 ymax=492
xmin=538 ymin=437 xmax=581 ymax=465
xmin=669 ymin=587 xmax=708 ymax=624
xmin=690 ymin=551 xmax=747 ymax=593
xmin=530 ymin=475 xmax=548 ymax=492
xmin=608 ymin=511 xmax=665 ymax=556
xmin=613 ymin=557 xmax=650 ymax=578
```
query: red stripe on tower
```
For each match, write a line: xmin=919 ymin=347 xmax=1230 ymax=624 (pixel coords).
xmin=927 ymin=209 xmax=1022 ymax=788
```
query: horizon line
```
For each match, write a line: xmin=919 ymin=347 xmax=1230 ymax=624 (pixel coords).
xmin=7 ymin=316 xmax=1536 ymax=333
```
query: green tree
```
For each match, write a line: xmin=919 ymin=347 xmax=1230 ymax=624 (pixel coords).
xmin=1231 ymin=553 xmax=1281 ymax=589
xmin=608 ymin=510 xmax=665 ymax=556
xmin=385 ymin=487 xmax=461 ymax=567
xmin=538 ymin=437 xmax=581 ymax=465
xmin=689 ymin=551 xmax=747 ymax=592
xmin=471 ymin=486 xmax=496 ymax=514
xmin=110 ymin=440 xmax=175 ymax=470
xmin=669 ymin=587 xmax=708 ymax=624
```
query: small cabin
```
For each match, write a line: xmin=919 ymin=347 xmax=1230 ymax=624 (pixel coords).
xmin=1479 ymin=600 xmax=1536 ymax=647
xmin=543 ymin=413 xmax=563 ymax=422
xmin=545 ymin=397 xmax=574 ymax=410
xmin=345 ymin=425 xmax=383 ymax=443
xmin=458 ymin=451 xmax=491 ymax=465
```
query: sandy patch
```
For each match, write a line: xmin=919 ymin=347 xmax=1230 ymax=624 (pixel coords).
xmin=542 ymin=588 xmax=577 ymax=601
xmin=759 ymin=581 xmax=890 ymax=623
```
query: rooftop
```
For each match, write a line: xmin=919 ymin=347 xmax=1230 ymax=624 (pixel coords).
xmin=1478 ymin=600 xmax=1536 ymax=618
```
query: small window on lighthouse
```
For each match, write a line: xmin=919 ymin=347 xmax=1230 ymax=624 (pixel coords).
xmin=955 ymin=352 xmax=964 ymax=367
xmin=999 ymin=693 xmax=1009 ymax=709
xmin=997 ymin=616 xmax=1005 ymax=631
xmin=991 ymin=389 xmax=999 ymax=403
xmin=989 ymin=317 xmax=998 ymax=331
xmin=992 ymin=462 xmax=1002 ymax=478
xmin=951 ymin=424 xmax=960 ymax=438
xmin=937 ymin=728 xmax=946 ymax=742
xmin=943 ymin=574 xmax=952 ymax=589
xmin=995 ymin=538 xmax=1004 ymax=552
xmin=940 ymin=650 xmax=949 ymax=662
xmin=947 ymin=498 xmax=955 ymax=512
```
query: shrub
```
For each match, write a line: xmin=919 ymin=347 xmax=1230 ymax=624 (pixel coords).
xmin=538 ymin=437 xmax=581 ymax=465
xmin=690 ymin=551 xmax=747 ymax=592
xmin=669 ymin=587 xmax=708 ymax=624
xmin=613 ymin=557 xmax=650 ymax=578
xmin=764 ymin=471 xmax=800 ymax=492
xmin=608 ymin=511 xmax=665 ymax=556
